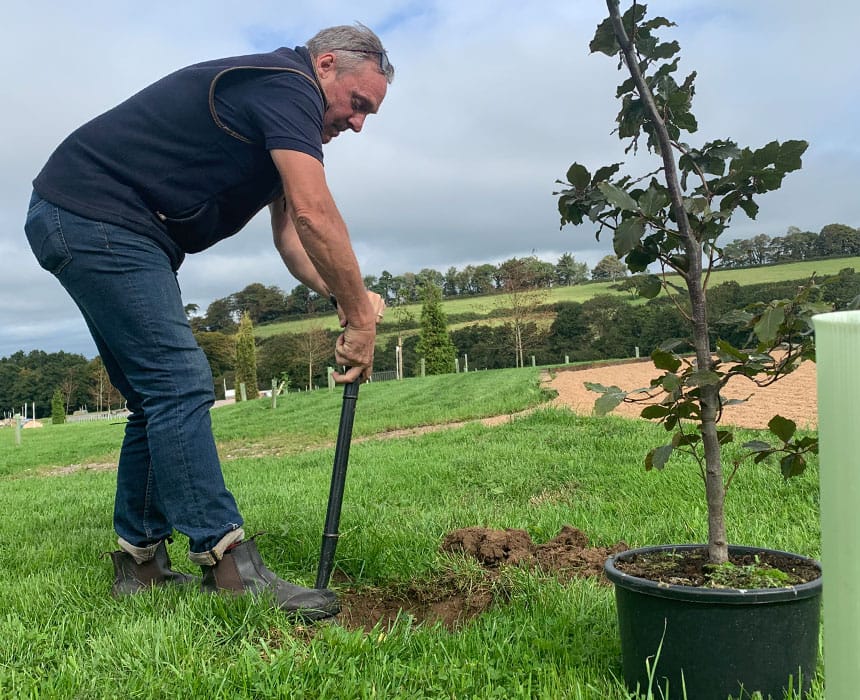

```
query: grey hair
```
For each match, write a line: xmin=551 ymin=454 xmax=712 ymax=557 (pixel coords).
xmin=306 ymin=22 xmax=395 ymax=83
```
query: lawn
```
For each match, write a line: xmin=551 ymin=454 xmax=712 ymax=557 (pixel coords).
xmin=0 ymin=368 xmax=822 ymax=699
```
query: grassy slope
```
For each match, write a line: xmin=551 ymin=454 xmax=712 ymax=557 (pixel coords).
xmin=255 ymin=256 xmax=860 ymax=340
xmin=0 ymin=369 xmax=822 ymax=698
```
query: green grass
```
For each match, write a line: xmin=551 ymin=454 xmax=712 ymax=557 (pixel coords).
xmin=254 ymin=257 xmax=860 ymax=340
xmin=0 ymin=369 xmax=823 ymax=699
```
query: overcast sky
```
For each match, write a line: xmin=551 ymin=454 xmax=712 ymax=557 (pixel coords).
xmin=2 ymin=1 xmax=857 ymax=358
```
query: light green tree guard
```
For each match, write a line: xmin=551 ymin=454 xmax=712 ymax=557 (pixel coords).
xmin=234 ymin=312 xmax=259 ymax=401
xmin=812 ymin=310 xmax=860 ymax=699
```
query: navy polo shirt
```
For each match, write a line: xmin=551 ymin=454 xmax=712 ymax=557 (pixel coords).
xmin=33 ymin=46 xmax=325 ymax=269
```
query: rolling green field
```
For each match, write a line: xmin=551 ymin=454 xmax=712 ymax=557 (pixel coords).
xmin=0 ymin=368 xmax=822 ymax=698
xmin=254 ymin=257 xmax=860 ymax=340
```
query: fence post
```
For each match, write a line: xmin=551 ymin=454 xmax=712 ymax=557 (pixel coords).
xmin=14 ymin=413 xmax=22 ymax=446
xmin=455 ymin=358 xmax=460 ymax=373
xmin=464 ymin=354 xmax=469 ymax=372
xmin=271 ymin=379 xmax=278 ymax=409
xmin=531 ymin=355 xmax=536 ymax=367
xmin=239 ymin=383 xmax=247 ymax=402
xmin=327 ymin=366 xmax=335 ymax=390
xmin=565 ymin=355 xmax=570 ymax=365
xmin=420 ymin=358 xmax=426 ymax=377
xmin=635 ymin=346 xmax=640 ymax=358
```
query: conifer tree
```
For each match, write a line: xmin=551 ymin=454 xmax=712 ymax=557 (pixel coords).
xmin=234 ymin=312 xmax=259 ymax=400
xmin=50 ymin=389 xmax=65 ymax=424
xmin=416 ymin=282 xmax=456 ymax=375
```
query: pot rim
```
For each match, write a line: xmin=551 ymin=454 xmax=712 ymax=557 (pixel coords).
xmin=604 ymin=543 xmax=822 ymax=604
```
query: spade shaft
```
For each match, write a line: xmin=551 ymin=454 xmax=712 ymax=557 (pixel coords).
xmin=315 ymin=377 xmax=360 ymax=589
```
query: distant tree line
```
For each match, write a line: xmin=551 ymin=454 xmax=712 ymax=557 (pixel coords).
xmin=0 ymin=352 xmax=123 ymax=421
xmin=189 ymin=222 xmax=857 ymax=333
xmin=375 ymin=267 xmax=860 ymax=374
xmin=717 ymin=224 xmax=859 ymax=268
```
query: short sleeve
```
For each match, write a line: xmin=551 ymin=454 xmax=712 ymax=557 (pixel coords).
xmin=213 ymin=70 xmax=325 ymax=162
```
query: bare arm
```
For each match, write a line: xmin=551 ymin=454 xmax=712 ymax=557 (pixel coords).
xmin=270 ymin=148 xmax=376 ymax=382
xmin=269 ymin=195 xmax=330 ymax=298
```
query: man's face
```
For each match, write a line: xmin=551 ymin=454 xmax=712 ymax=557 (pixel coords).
xmin=316 ymin=56 xmax=388 ymax=144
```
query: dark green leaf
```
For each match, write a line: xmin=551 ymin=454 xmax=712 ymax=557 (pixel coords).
xmin=775 ymin=139 xmax=808 ymax=172
xmin=614 ymin=218 xmax=646 ymax=257
xmin=673 ymin=432 xmax=701 ymax=447
xmin=594 ymin=393 xmax=623 ymax=416
xmin=593 ymin=163 xmax=622 ymax=184
xmin=768 ymin=415 xmax=797 ymax=443
xmin=739 ymin=197 xmax=759 ymax=219
xmin=645 ymin=444 xmax=674 ymax=471
xmin=754 ymin=306 xmax=786 ymax=346
xmin=640 ymin=404 xmax=669 ymax=420
xmin=625 ymin=247 xmax=656 ymax=273
xmin=652 ymin=348 xmax=682 ymax=372
xmin=639 ymin=186 xmax=670 ymax=217
xmin=716 ymin=430 xmax=734 ymax=445
xmin=566 ymin=163 xmax=591 ymax=190
xmin=716 ymin=339 xmax=748 ymax=362
xmin=652 ymin=40 xmax=680 ymax=60
xmin=584 ymin=381 xmax=619 ymax=394
xmin=661 ymin=373 xmax=681 ymax=393
xmin=598 ymin=182 xmax=638 ymax=211
xmin=589 ymin=17 xmax=619 ymax=56
xmin=636 ymin=274 xmax=663 ymax=299
xmin=780 ymin=453 xmax=807 ymax=479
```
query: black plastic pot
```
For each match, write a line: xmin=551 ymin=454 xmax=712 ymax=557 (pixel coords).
xmin=604 ymin=544 xmax=822 ymax=700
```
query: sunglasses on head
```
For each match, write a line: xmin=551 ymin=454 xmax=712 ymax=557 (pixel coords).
xmin=331 ymin=48 xmax=391 ymax=75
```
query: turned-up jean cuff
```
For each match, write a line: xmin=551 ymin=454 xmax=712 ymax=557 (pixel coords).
xmin=188 ymin=528 xmax=245 ymax=566
xmin=117 ymin=537 xmax=164 ymax=564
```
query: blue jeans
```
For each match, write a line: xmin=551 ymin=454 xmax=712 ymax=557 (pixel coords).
xmin=24 ymin=193 xmax=243 ymax=554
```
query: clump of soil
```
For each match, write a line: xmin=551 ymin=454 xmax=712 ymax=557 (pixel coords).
xmin=440 ymin=525 xmax=628 ymax=581
xmin=331 ymin=525 xmax=625 ymax=633
xmin=615 ymin=547 xmax=821 ymax=588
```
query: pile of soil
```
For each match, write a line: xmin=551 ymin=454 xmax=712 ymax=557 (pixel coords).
xmin=440 ymin=525 xmax=628 ymax=579
xmin=335 ymin=526 xmax=626 ymax=632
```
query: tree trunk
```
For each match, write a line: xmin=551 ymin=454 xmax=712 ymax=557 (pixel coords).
xmin=686 ymin=241 xmax=728 ymax=563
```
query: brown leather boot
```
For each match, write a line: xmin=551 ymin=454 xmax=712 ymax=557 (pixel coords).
xmin=108 ymin=538 xmax=197 ymax=596
xmin=199 ymin=537 xmax=340 ymax=621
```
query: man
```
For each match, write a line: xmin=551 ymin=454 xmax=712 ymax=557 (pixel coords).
xmin=24 ymin=23 xmax=392 ymax=620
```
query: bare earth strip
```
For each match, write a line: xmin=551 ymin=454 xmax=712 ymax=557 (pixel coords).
xmin=545 ymin=359 xmax=818 ymax=430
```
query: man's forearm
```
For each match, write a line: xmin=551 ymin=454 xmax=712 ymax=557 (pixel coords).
xmin=289 ymin=210 xmax=373 ymax=326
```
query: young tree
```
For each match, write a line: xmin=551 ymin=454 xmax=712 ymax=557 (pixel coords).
xmin=51 ymin=389 xmax=65 ymax=424
xmin=416 ymin=282 xmax=456 ymax=374
xmin=498 ymin=257 xmax=550 ymax=367
xmin=555 ymin=1 xmax=826 ymax=564
xmin=234 ymin=312 xmax=259 ymax=400
xmin=297 ymin=323 xmax=335 ymax=390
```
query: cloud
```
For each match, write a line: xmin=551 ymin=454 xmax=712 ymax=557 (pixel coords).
xmin=1 ymin=0 xmax=857 ymax=359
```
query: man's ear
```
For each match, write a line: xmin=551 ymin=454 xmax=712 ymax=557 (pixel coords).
xmin=315 ymin=52 xmax=337 ymax=80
